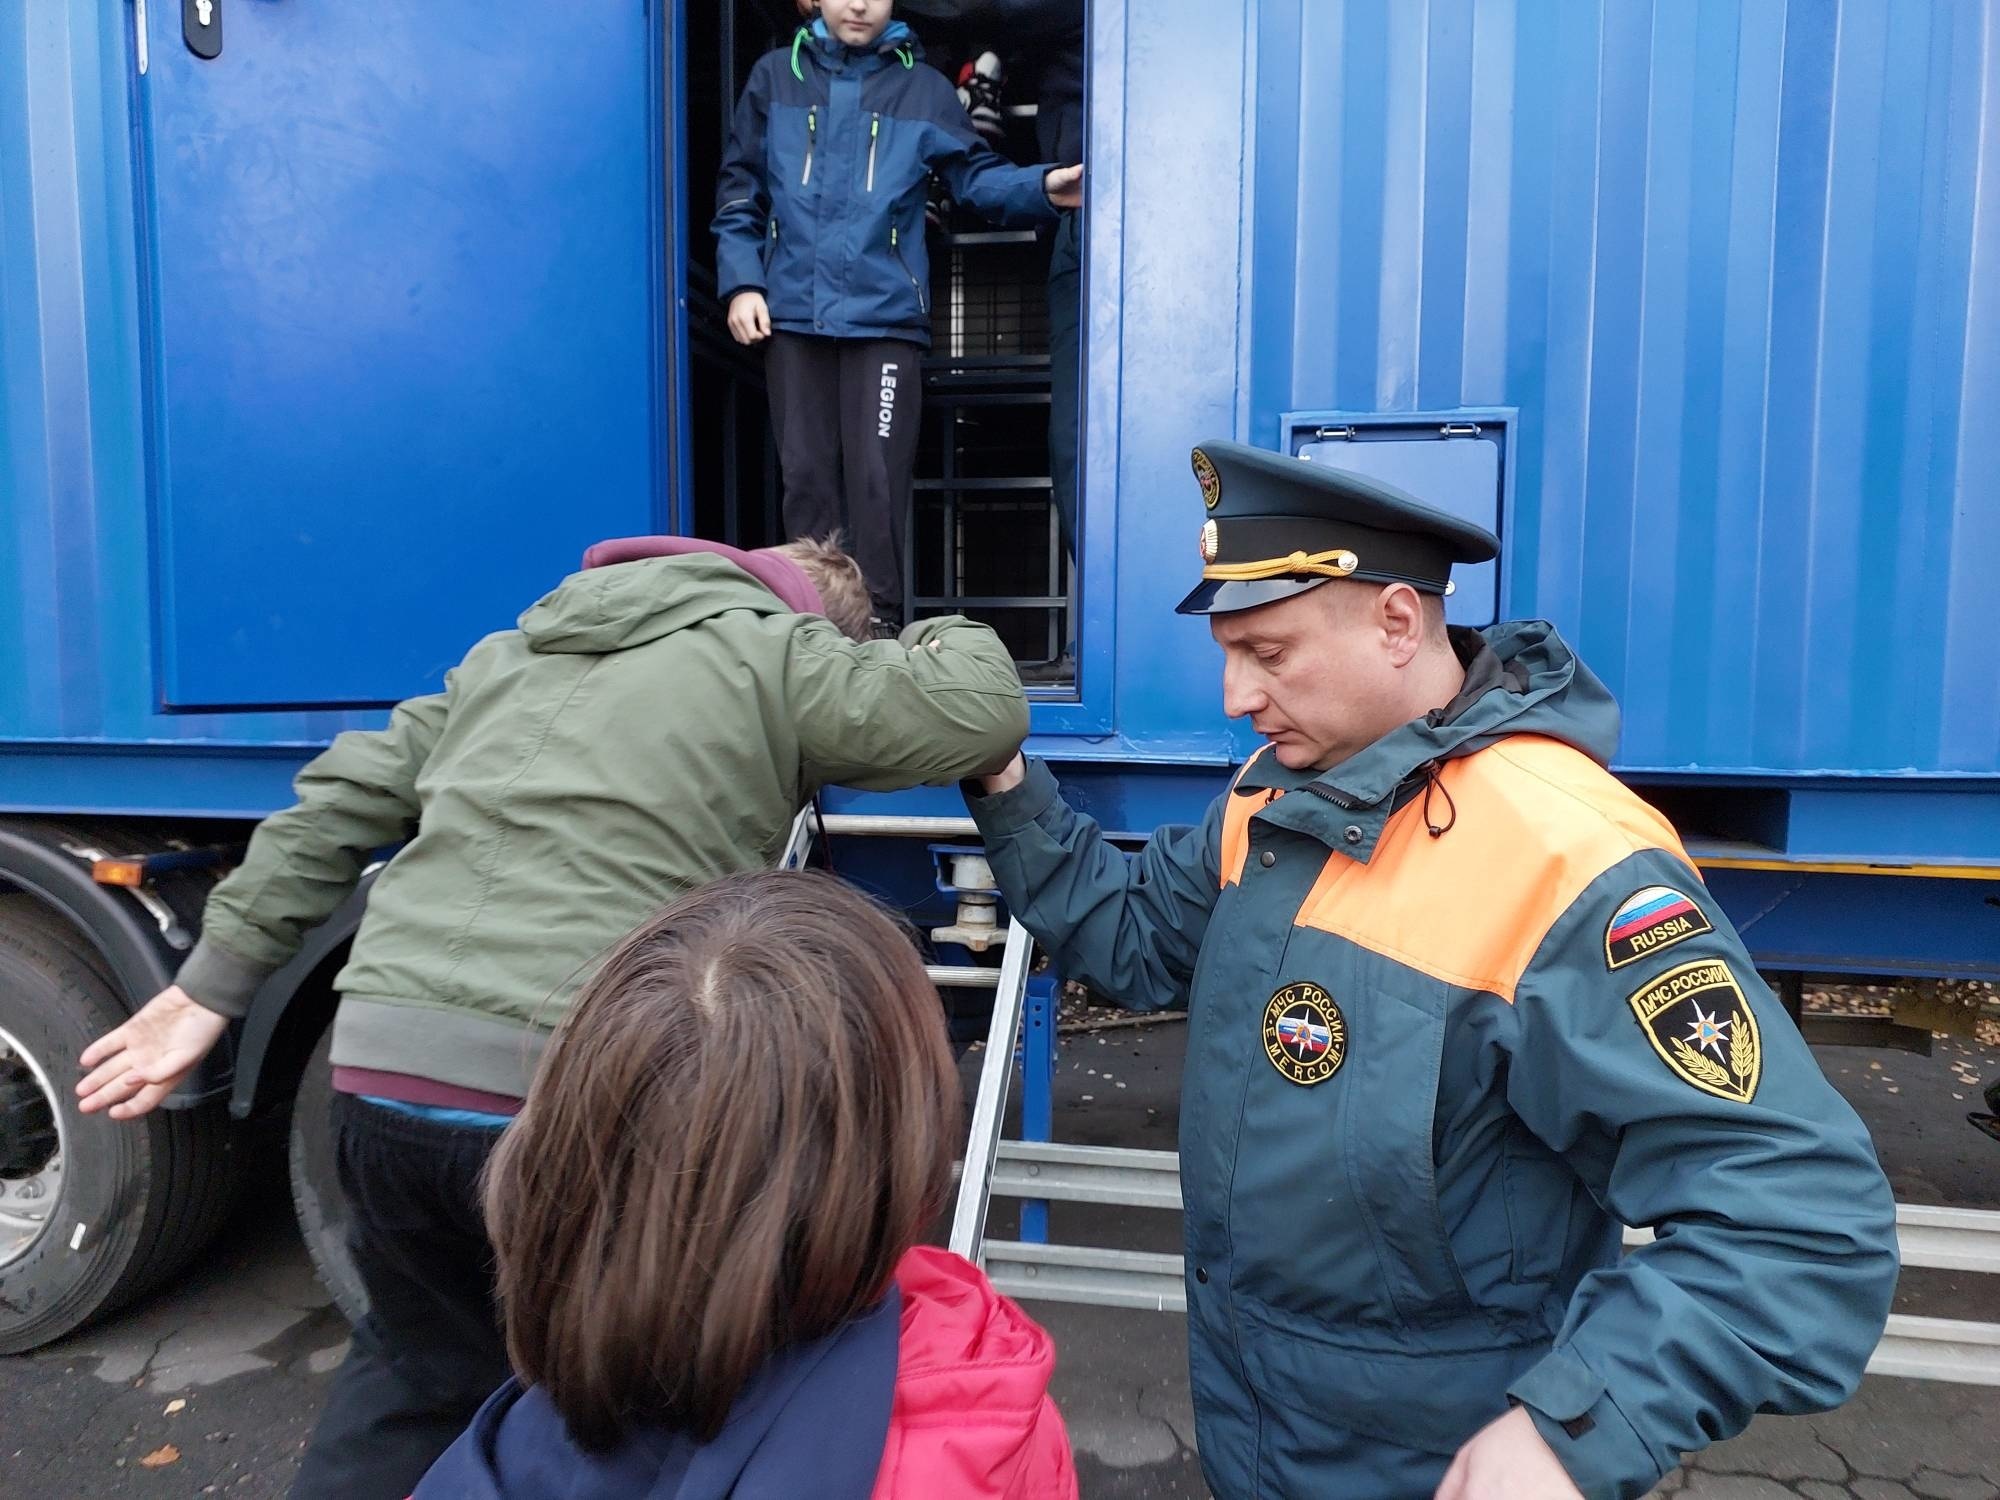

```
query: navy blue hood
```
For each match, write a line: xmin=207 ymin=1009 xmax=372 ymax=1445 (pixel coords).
xmin=415 ymin=1290 xmax=899 ymax=1500
xmin=803 ymin=18 xmax=920 ymax=67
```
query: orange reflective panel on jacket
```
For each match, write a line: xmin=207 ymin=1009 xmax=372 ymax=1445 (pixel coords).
xmin=1291 ymin=735 xmax=1694 ymax=1003
xmin=1218 ymin=746 xmax=1280 ymax=888
xmin=1222 ymin=735 xmax=1696 ymax=1004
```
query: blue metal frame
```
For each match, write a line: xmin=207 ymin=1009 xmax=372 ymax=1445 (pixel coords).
xmin=1029 ymin=0 xmax=1122 ymax=739
xmin=1703 ymin=867 xmax=2000 ymax=980
xmin=1017 ymin=969 xmax=1059 ymax=1244
xmin=665 ymin=0 xmax=693 ymax=534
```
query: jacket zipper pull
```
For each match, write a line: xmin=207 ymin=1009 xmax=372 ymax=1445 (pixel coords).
xmin=866 ymin=112 xmax=880 ymax=192
xmin=802 ymin=107 xmax=816 ymax=186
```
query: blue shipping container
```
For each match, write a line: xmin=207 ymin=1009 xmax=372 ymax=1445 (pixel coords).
xmin=2 ymin=0 xmax=1996 ymax=974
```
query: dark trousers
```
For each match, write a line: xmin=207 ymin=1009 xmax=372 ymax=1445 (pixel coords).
xmin=765 ymin=331 xmax=923 ymax=624
xmin=1046 ymin=211 xmax=1082 ymax=561
xmin=290 ymin=1094 xmax=509 ymax=1500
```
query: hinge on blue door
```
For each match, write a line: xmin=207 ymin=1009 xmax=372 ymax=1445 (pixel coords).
xmin=183 ymin=0 xmax=221 ymax=60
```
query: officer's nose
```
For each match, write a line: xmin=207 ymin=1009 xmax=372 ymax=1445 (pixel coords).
xmin=1220 ymin=652 xmax=1265 ymax=720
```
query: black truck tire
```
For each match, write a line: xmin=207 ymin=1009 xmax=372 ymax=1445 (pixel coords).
xmin=0 ymin=896 xmax=238 ymax=1353
xmin=288 ymin=1025 xmax=369 ymax=1324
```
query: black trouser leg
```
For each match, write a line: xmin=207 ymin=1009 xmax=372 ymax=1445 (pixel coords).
xmin=837 ymin=338 xmax=922 ymax=624
xmin=289 ymin=1095 xmax=509 ymax=1500
xmin=1046 ymin=211 xmax=1082 ymax=563
xmin=765 ymin=331 xmax=846 ymax=549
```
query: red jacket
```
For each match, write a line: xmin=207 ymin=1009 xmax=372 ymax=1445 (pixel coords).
xmin=415 ymin=1246 xmax=1075 ymax=1500
xmin=872 ymin=1248 xmax=1079 ymax=1500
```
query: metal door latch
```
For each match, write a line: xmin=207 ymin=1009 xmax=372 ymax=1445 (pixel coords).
xmin=184 ymin=0 xmax=221 ymax=60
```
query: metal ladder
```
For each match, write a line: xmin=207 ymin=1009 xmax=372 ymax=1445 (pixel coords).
xmin=945 ymin=915 xmax=1188 ymax=1310
xmin=791 ymin=810 xmax=2000 ymax=1382
xmin=784 ymin=809 xmax=1182 ymax=1304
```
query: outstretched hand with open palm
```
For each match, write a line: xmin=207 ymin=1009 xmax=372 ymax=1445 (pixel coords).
xmin=77 ymin=985 xmax=230 ymax=1120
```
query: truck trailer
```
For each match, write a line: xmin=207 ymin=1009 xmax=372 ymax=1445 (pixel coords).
xmin=1 ymin=0 xmax=1995 ymax=1350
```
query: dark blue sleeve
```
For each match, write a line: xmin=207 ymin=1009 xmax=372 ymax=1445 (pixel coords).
xmin=1502 ymin=850 xmax=1899 ymax=1498
xmin=917 ymin=78 xmax=1060 ymax=227
xmin=966 ymin=758 xmax=1222 ymax=1012
xmin=713 ymin=58 xmax=774 ymax=301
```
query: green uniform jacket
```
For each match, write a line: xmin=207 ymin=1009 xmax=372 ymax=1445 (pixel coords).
xmin=966 ymin=622 xmax=1897 ymax=1500
xmin=179 ymin=555 xmax=1029 ymax=1099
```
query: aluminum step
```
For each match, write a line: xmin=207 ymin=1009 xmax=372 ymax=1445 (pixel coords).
xmin=1623 ymin=1203 xmax=2000 ymax=1276
xmin=983 ymin=1241 xmax=1188 ymax=1313
xmin=1871 ymin=1315 xmax=2000 ymax=1386
xmin=990 ymin=1142 xmax=1183 ymax=1211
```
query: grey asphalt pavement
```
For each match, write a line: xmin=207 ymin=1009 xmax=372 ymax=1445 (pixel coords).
xmin=1 ymin=1023 xmax=1994 ymax=1499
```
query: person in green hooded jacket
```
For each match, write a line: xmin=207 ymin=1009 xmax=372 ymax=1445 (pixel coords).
xmin=74 ymin=533 xmax=1029 ymax=1500
xmin=964 ymin=441 xmax=1898 ymax=1500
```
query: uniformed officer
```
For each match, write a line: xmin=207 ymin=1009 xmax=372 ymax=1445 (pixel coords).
xmin=963 ymin=441 xmax=1899 ymax=1500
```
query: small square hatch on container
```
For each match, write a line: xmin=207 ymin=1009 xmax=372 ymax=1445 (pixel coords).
xmin=1280 ymin=411 xmax=1512 ymax=628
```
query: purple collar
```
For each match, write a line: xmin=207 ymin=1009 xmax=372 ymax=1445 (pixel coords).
xmin=580 ymin=536 xmax=825 ymax=616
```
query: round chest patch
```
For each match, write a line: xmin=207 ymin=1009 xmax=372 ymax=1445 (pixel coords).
xmin=1262 ymin=982 xmax=1347 ymax=1086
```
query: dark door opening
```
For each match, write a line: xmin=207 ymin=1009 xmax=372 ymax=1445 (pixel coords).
xmin=680 ymin=2 xmax=1080 ymax=686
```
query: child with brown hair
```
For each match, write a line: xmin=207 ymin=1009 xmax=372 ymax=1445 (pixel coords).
xmin=415 ymin=870 xmax=1077 ymax=1500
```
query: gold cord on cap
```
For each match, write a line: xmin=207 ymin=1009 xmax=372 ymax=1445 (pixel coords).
xmin=1201 ymin=548 xmax=1359 ymax=583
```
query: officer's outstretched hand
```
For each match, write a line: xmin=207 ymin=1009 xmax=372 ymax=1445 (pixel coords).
xmin=77 ymin=985 xmax=230 ymax=1120
xmin=1434 ymin=1407 xmax=1584 ymax=1500
xmin=1044 ymin=165 xmax=1083 ymax=210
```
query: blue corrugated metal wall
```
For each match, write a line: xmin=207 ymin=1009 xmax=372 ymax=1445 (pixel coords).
xmin=3 ymin=0 xmax=1996 ymax=818
xmin=1241 ymin=0 xmax=2000 ymax=776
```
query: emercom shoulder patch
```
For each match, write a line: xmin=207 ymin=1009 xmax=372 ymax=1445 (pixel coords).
xmin=1627 ymin=959 xmax=1762 ymax=1104
xmin=1605 ymin=884 xmax=1713 ymax=969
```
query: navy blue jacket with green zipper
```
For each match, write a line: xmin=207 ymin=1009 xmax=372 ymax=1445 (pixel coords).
xmin=965 ymin=623 xmax=1898 ymax=1500
xmin=713 ymin=21 xmax=1058 ymax=348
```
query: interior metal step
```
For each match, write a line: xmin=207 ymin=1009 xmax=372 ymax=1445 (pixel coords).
xmin=925 ymin=965 xmax=1000 ymax=989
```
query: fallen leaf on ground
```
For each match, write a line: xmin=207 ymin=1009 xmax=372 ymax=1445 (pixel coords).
xmin=140 ymin=1445 xmax=180 ymax=1468
xmin=163 ymin=1399 xmax=186 ymax=1416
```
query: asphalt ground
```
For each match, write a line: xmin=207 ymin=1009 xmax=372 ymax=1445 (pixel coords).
xmin=0 ymin=1021 xmax=1994 ymax=1499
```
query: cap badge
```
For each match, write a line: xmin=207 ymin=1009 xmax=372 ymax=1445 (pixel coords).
xmin=1199 ymin=520 xmax=1219 ymax=563
xmin=1192 ymin=448 xmax=1222 ymax=509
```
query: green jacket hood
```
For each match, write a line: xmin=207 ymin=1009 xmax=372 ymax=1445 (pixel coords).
xmin=516 ymin=555 xmax=788 ymax=655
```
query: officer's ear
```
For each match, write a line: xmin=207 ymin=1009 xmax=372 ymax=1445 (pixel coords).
xmin=1376 ymin=583 xmax=1430 ymax=669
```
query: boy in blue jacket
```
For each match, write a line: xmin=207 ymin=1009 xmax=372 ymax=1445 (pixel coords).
xmin=714 ymin=0 xmax=1083 ymax=631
